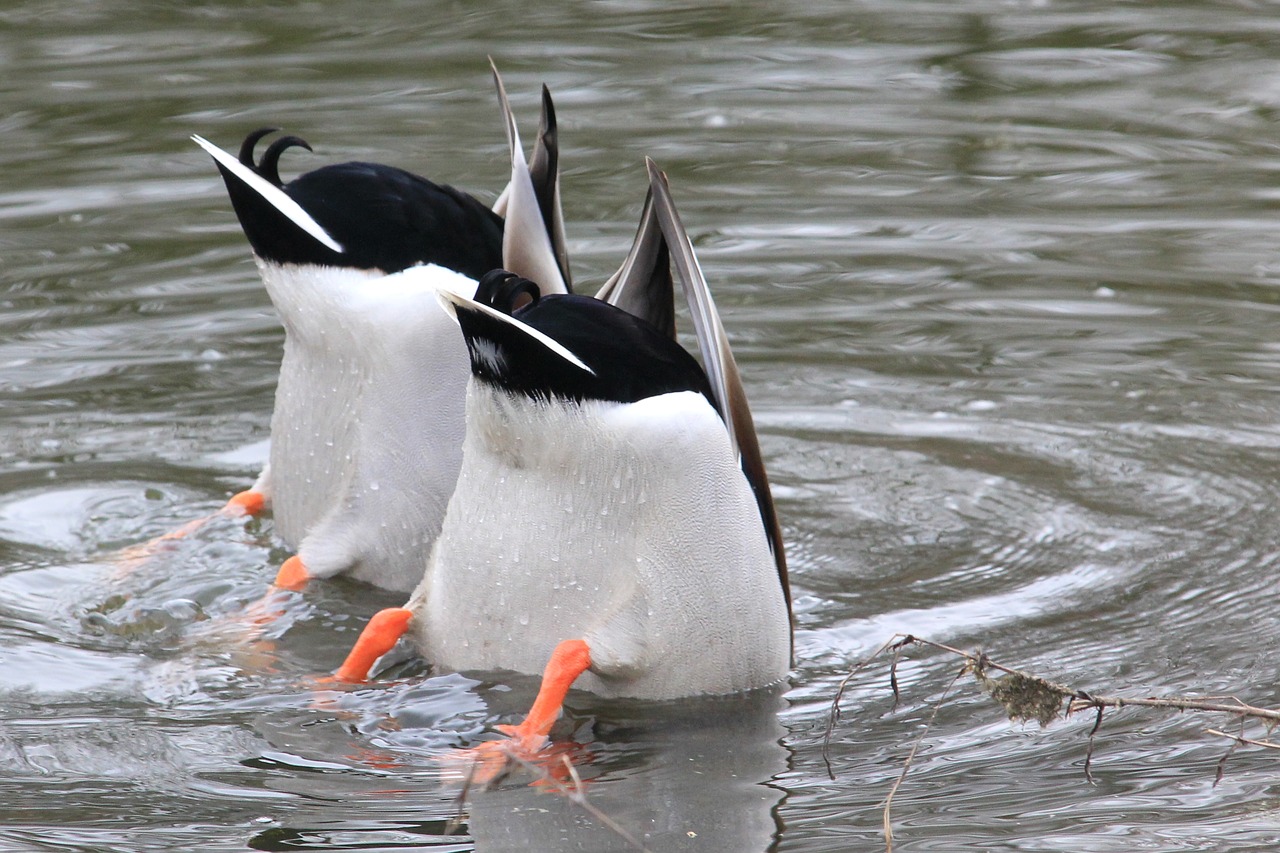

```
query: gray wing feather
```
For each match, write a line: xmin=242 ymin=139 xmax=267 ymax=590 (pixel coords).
xmin=644 ymin=159 xmax=792 ymax=617
xmin=595 ymin=189 xmax=675 ymax=339
xmin=489 ymin=60 xmax=570 ymax=295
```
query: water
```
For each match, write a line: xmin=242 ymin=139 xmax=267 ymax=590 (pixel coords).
xmin=5 ymin=1 xmax=1280 ymax=850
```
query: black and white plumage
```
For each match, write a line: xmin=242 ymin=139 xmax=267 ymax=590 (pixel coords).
xmin=456 ymin=272 xmax=716 ymax=408
xmin=206 ymin=127 xmax=506 ymax=278
xmin=192 ymin=69 xmax=570 ymax=592
xmin=392 ymin=161 xmax=792 ymax=700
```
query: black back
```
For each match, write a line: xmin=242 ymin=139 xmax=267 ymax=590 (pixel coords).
xmin=216 ymin=129 xmax=504 ymax=278
xmin=456 ymin=271 xmax=716 ymax=408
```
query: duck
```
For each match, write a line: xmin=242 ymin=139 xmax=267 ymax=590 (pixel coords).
xmin=329 ymin=160 xmax=792 ymax=748
xmin=188 ymin=67 xmax=571 ymax=593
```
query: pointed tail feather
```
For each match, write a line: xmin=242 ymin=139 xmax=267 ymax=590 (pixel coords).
xmin=530 ymin=85 xmax=572 ymax=289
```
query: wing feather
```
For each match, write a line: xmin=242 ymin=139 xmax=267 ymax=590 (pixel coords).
xmin=644 ymin=159 xmax=792 ymax=616
xmin=488 ymin=60 xmax=570 ymax=295
xmin=595 ymin=189 xmax=676 ymax=339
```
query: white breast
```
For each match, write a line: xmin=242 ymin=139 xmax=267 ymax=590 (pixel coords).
xmin=262 ymin=261 xmax=475 ymax=592
xmin=408 ymin=383 xmax=791 ymax=699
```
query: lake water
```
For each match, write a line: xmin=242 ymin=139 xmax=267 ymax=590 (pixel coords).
xmin=5 ymin=1 xmax=1280 ymax=850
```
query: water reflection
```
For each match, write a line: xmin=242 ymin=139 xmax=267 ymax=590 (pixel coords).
xmin=462 ymin=692 xmax=788 ymax=853
xmin=230 ymin=685 xmax=789 ymax=852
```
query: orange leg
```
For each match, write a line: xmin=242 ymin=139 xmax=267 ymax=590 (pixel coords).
xmin=446 ymin=639 xmax=593 ymax=785
xmin=495 ymin=639 xmax=592 ymax=748
xmin=114 ymin=488 xmax=268 ymax=575
xmin=324 ymin=607 xmax=414 ymax=683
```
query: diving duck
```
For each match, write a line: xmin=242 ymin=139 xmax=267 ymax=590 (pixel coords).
xmin=331 ymin=160 xmax=792 ymax=747
xmin=190 ymin=67 xmax=570 ymax=593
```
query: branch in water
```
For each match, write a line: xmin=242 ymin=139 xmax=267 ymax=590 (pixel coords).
xmin=825 ymin=632 xmax=1280 ymax=853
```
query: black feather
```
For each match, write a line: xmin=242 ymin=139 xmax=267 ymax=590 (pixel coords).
xmin=238 ymin=127 xmax=279 ymax=171
xmin=258 ymin=135 xmax=312 ymax=187
xmin=214 ymin=130 xmax=504 ymax=278
xmin=457 ymin=271 xmax=716 ymax=408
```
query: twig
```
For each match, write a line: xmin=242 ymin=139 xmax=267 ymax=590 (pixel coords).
xmin=896 ymin=635 xmax=1280 ymax=725
xmin=889 ymin=641 xmax=904 ymax=711
xmin=1206 ymin=728 xmax=1280 ymax=751
xmin=443 ymin=760 xmax=476 ymax=837
xmin=902 ymin=636 xmax=1076 ymax=697
xmin=556 ymin=755 xmax=653 ymax=853
xmin=451 ymin=743 xmax=654 ymax=853
xmin=828 ymin=633 xmax=1280 ymax=852
xmin=506 ymin=750 xmax=653 ymax=853
xmin=881 ymin=663 xmax=966 ymax=853
xmin=1067 ymin=694 xmax=1280 ymax=721
xmin=823 ymin=636 xmax=901 ymax=779
xmin=1083 ymin=703 xmax=1104 ymax=785
xmin=1212 ymin=720 xmax=1245 ymax=788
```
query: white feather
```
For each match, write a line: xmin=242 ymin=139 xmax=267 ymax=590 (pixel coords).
xmin=489 ymin=66 xmax=568 ymax=294
xmin=263 ymin=261 xmax=476 ymax=591
xmin=435 ymin=289 xmax=596 ymax=376
xmin=406 ymin=384 xmax=791 ymax=699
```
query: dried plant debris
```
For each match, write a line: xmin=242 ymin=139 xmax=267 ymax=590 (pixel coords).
xmin=825 ymin=633 xmax=1280 ymax=853
xmin=972 ymin=658 xmax=1071 ymax=728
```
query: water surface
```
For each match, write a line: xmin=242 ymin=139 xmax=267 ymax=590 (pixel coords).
xmin=4 ymin=1 xmax=1280 ymax=850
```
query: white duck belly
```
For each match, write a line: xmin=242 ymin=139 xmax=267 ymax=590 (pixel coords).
xmin=262 ymin=261 xmax=475 ymax=592
xmin=408 ymin=383 xmax=791 ymax=699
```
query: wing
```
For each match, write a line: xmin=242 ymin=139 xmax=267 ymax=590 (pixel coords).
xmin=594 ymin=188 xmax=676 ymax=339
xmin=644 ymin=159 xmax=792 ymax=617
xmin=489 ymin=60 xmax=571 ymax=295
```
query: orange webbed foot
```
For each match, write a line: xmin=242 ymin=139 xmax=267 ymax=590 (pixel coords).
xmin=445 ymin=639 xmax=593 ymax=785
xmin=445 ymin=731 xmax=587 ymax=789
xmin=511 ymin=638 xmax=592 ymax=741
xmin=272 ymin=555 xmax=310 ymax=592
xmin=222 ymin=489 xmax=266 ymax=517
xmin=234 ymin=556 xmax=312 ymax=628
